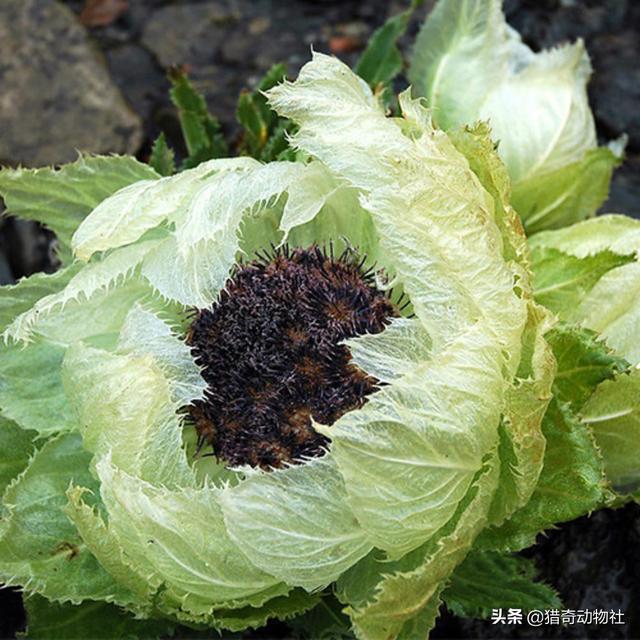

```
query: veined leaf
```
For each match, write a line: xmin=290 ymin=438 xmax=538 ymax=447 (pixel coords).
xmin=0 ymin=417 xmax=37 ymax=500
xmin=22 ymin=595 xmax=174 ymax=640
xmin=480 ymin=398 xmax=608 ymax=551
xmin=443 ymin=550 xmax=561 ymax=618
xmin=0 ymin=156 xmax=158 ymax=262
xmin=0 ymin=433 xmax=134 ymax=604
xmin=581 ymin=370 xmax=640 ymax=492
xmin=531 ymin=246 xmax=632 ymax=317
xmin=408 ymin=0 xmax=611 ymax=233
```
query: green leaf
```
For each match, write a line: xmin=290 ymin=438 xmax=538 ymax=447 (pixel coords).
xmin=531 ymin=246 xmax=632 ymax=317
xmin=22 ymin=595 xmax=174 ymax=640
xmin=169 ymin=68 xmax=227 ymax=167
xmin=513 ymin=147 xmax=620 ymax=233
xmin=0 ymin=433 xmax=133 ymax=604
xmin=581 ymin=370 xmax=640 ymax=492
xmin=0 ymin=267 xmax=79 ymax=334
xmin=480 ymin=398 xmax=608 ymax=551
xmin=0 ymin=156 xmax=159 ymax=262
xmin=355 ymin=1 xmax=423 ymax=90
xmin=237 ymin=63 xmax=292 ymax=161
xmin=148 ymin=133 xmax=176 ymax=177
xmin=443 ymin=551 xmax=561 ymax=618
xmin=0 ymin=417 xmax=37 ymax=499
xmin=0 ymin=340 xmax=76 ymax=435
xmin=211 ymin=590 xmax=320 ymax=633
xmin=529 ymin=215 xmax=640 ymax=364
xmin=547 ymin=324 xmax=628 ymax=411
xmin=290 ymin=596 xmax=353 ymax=640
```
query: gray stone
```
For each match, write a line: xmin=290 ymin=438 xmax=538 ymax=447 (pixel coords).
xmin=590 ymin=31 xmax=640 ymax=151
xmin=141 ymin=2 xmax=235 ymax=68
xmin=0 ymin=0 xmax=142 ymax=167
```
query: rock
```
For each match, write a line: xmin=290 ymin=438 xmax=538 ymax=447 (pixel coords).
xmin=590 ymin=31 xmax=640 ymax=151
xmin=141 ymin=2 xmax=235 ymax=68
xmin=605 ymin=154 xmax=640 ymax=219
xmin=106 ymin=43 xmax=168 ymax=123
xmin=0 ymin=0 xmax=142 ymax=167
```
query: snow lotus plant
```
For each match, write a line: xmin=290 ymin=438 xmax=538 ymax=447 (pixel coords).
xmin=0 ymin=4 xmax=639 ymax=640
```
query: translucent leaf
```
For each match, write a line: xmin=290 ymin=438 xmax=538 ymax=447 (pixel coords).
xmin=72 ymin=157 xmax=256 ymax=261
xmin=117 ymin=305 xmax=206 ymax=407
xmin=141 ymin=162 xmax=306 ymax=306
xmin=65 ymin=486 xmax=155 ymax=606
xmin=0 ymin=156 xmax=158 ymax=261
xmin=443 ymin=551 xmax=561 ymax=618
xmin=581 ymin=370 xmax=640 ymax=492
xmin=512 ymin=147 xmax=620 ymax=233
xmin=94 ymin=456 xmax=287 ymax=611
xmin=62 ymin=343 xmax=194 ymax=489
xmin=22 ymin=595 xmax=174 ymax=640
xmin=530 ymin=214 xmax=640 ymax=258
xmin=4 ymin=241 xmax=161 ymax=344
xmin=345 ymin=317 xmax=432 ymax=383
xmin=408 ymin=0 xmax=607 ymax=233
xmin=573 ymin=262 xmax=640 ymax=365
xmin=219 ymin=457 xmax=371 ymax=591
xmin=530 ymin=215 xmax=640 ymax=364
xmin=339 ymin=451 xmax=500 ymax=640
xmin=268 ymin=52 xmax=525 ymax=557
xmin=0 ymin=433 xmax=133 ymax=604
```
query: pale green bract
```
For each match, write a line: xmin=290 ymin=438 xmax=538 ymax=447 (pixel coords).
xmin=0 ymin=51 xmax=554 ymax=638
xmin=408 ymin=0 xmax=621 ymax=233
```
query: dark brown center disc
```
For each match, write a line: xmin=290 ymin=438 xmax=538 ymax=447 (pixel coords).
xmin=186 ymin=245 xmax=398 ymax=469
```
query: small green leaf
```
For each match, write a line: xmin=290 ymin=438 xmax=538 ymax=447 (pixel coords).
xmin=548 ymin=324 xmax=629 ymax=411
xmin=237 ymin=63 xmax=293 ymax=161
xmin=148 ymin=132 xmax=176 ymax=177
xmin=513 ymin=147 xmax=621 ymax=234
xmin=531 ymin=246 xmax=632 ymax=317
xmin=0 ymin=156 xmax=159 ymax=262
xmin=169 ymin=68 xmax=228 ymax=167
xmin=21 ymin=595 xmax=174 ymax=640
xmin=443 ymin=551 xmax=562 ymax=618
xmin=290 ymin=595 xmax=353 ymax=639
xmin=355 ymin=1 xmax=423 ymax=90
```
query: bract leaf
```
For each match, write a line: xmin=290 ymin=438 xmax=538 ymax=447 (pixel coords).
xmin=0 ymin=156 xmax=158 ymax=262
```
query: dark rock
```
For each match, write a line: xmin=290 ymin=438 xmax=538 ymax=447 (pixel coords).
xmin=106 ymin=43 xmax=169 ymax=123
xmin=141 ymin=2 xmax=236 ymax=68
xmin=605 ymin=155 xmax=640 ymax=219
xmin=590 ymin=31 xmax=640 ymax=151
xmin=0 ymin=0 xmax=142 ymax=166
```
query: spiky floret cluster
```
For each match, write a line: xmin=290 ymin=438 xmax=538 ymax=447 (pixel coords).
xmin=187 ymin=245 xmax=400 ymax=469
